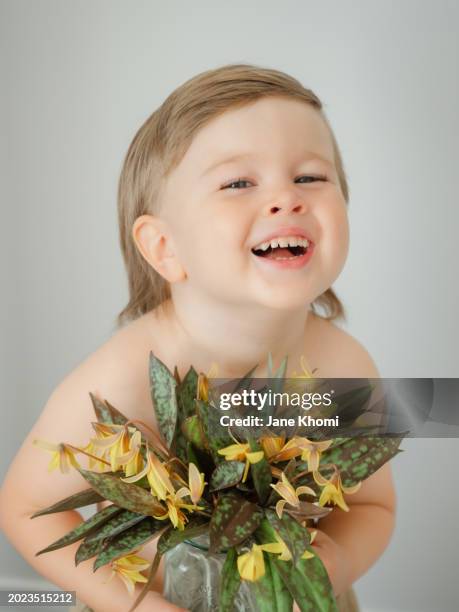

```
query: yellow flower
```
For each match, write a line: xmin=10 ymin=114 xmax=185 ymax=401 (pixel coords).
xmin=218 ymin=442 xmax=264 ymax=483
xmin=313 ymin=468 xmax=361 ymax=512
xmin=290 ymin=437 xmax=333 ymax=472
xmin=90 ymin=423 xmax=133 ymax=472
xmin=175 ymin=462 xmax=206 ymax=504
xmin=237 ymin=544 xmax=266 ymax=582
xmin=33 ymin=439 xmax=81 ymax=473
xmin=115 ymin=430 xmax=144 ymax=477
xmin=197 ymin=373 xmax=210 ymax=401
xmin=259 ymin=436 xmax=289 ymax=460
xmin=82 ymin=437 xmax=110 ymax=471
xmin=109 ymin=552 xmax=150 ymax=595
xmin=261 ymin=529 xmax=316 ymax=561
xmin=153 ymin=489 xmax=201 ymax=531
xmin=122 ymin=450 xmax=175 ymax=501
xmin=260 ymin=436 xmax=304 ymax=463
xmin=270 ymin=472 xmax=316 ymax=518
xmin=291 ymin=355 xmax=316 ymax=379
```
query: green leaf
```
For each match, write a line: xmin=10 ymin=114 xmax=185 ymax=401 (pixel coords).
xmin=83 ymin=509 xmax=147 ymax=543
xmin=329 ymin=384 xmax=374 ymax=424
xmin=266 ymin=354 xmax=288 ymax=398
xmin=210 ymin=461 xmax=245 ymax=492
xmin=181 ymin=415 xmax=208 ymax=450
xmin=149 ymin=351 xmax=178 ymax=448
xmin=196 ymin=399 xmax=232 ymax=463
xmin=77 ymin=469 xmax=164 ymax=515
xmin=177 ymin=366 xmax=199 ymax=419
xmin=93 ymin=517 xmax=165 ymax=570
xmin=334 ymin=435 xmax=405 ymax=487
xmin=219 ymin=548 xmax=241 ymax=612
xmin=251 ymin=549 xmax=292 ymax=612
xmin=209 ymin=493 xmax=262 ymax=553
xmin=31 ymin=488 xmax=104 ymax=518
xmin=267 ymin=552 xmax=294 ymax=611
xmin=75 ymin=536 xmax=106 ymax=565
xmin=36 ymin=505 xmax=121 ymax=555
xmin=267 ymin=353 xmax=288 ymax=379
xmin=256 ymin=519 xmax=337 ymax=612
xmin=174 ymin=366 xmax=199 ymax=462
xmin=248 ymin=438 xmax=271 ymax=503
xmin=264 ymin=509 xmax=311 ymax=566
xmin=89 ymin=392 xmax=128 ymax=425
xmin=157 ymin=519 xmax=209 ymax=555
xmin=229 ymin=364 xmax=258 ymax=394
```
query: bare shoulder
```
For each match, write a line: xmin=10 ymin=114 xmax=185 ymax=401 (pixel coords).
xmin=306 ymin=312 xmax=380 ymax=378
xmin=0 ymin=315 xmax=157 ymax=512
xmin=56 ymin=313 xmax=156 ymax=424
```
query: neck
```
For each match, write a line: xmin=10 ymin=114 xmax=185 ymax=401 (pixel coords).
xmin=156 ymin=291 xmax=312 ymax=378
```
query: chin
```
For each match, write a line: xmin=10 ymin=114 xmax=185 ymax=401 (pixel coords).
xmin=254 ymin=290 xmax=313 ymax=311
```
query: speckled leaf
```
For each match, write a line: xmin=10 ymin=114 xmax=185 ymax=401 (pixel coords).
xmin=251 ymin=548 xmax=292 ymax=612
xmin=36 ymin=504 xmax=122 ymax=555
xmin=264 ymin=509 xmax=311 ymax=566
xmin=329 ymin=384 xmax=374 ymax=424
xmin=149 ymin=351 xmax=177 ymax=448
xmin=230 ymin=364 xmax=258 ymax=393
xmin=93 ymin=517 xmax=165 ymax=570
xmin=177 ymin=366 xmax=199 ymax=419
xmin=174 ymin=366 xmax=199 ymax=461
xmin=31 ymin=488 xmax=104 ymax=518
xmin=157 ymin=519 xmax=209 ymax=555
xmin=75 ymin=535 xmax=106 ymax=565
xmin=209 ymin=493 xmax=262 ymax=553
xmin=219 ymin=548 xmax=241 ymax=612
xmin=77 ymin=468 xmax=164 ymax=515
xmin=89 ymin=392 xmax=128 ymax=425
xmin=181 ymin=415 xmax=208 ymax=450
xmin=210 ymin=461 xmax=245 ymax=492
xmin=196 ymin=399 xmax=232 ymax=463
xmin=248 ymin=438 xmax=271 ymax=503
xmin=267 ymin=552 xmax=294 ymax=611
xmin=256 ymin=518 xmax=337 ymax=612
xmin=336 ymin=435 xmax=405 ymax=487
xmin=83 ymin=509 xmax=147 ymax=543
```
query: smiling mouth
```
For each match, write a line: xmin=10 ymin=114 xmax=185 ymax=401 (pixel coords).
xmin=251 ymin=236 xmax=310 ymax=261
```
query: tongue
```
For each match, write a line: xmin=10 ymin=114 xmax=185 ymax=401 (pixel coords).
xmin=266 ymin=247 xmax=294 ymax=259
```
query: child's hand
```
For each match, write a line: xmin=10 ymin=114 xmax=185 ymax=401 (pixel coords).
xmin=292 ymin=527 xmax=349 ymax=612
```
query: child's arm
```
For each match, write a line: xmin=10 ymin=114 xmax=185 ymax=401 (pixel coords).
xmin=309 ymin=339 xmax=397 ymax=598
xmin=311 ymin=462 xmax=396 ymax=596
xmin=0 ymin=350 xmax=186 ymax=612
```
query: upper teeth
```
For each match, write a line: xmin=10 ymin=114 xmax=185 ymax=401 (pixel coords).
xmin=253 ymin=235 xmax=310 ymax=251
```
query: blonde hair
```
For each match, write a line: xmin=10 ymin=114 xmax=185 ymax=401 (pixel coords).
xmin=116 ymin=63 xmax=349 ymax=329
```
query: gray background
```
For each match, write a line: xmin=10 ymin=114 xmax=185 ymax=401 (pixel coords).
xmin=1 ymin=1 xmax=458 ymax=611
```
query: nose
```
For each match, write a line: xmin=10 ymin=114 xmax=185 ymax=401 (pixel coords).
xmin=262 ymin=189 xmax=307 ymax=216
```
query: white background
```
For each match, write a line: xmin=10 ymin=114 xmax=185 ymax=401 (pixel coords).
xmin=1 ymin=1 xmax=458 ymax=610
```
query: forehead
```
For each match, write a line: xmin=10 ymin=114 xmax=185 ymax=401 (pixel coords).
xmin=183 ymin=96 xmax=335 ymax=172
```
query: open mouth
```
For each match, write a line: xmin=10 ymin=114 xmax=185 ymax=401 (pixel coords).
xmin=251 ymin=236 xmax=310 ymax=261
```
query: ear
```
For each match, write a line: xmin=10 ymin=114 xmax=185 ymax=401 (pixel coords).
xmin=132 ymin=215 xmax=186 ymax=283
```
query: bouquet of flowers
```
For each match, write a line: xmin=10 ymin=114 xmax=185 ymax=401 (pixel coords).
xmin=32 ymin=352 xmax=405 ymax=612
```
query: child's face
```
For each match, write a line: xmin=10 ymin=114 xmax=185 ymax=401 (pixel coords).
xmin=161 ymin=96 xmax=349 ymax=310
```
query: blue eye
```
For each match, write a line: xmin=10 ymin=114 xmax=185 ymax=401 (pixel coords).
xmin=221 ymin=175 xmax=327 ymax=190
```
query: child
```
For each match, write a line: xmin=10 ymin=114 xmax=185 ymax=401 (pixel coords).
xmin=0 ymin=63 xmax=396 ymax=612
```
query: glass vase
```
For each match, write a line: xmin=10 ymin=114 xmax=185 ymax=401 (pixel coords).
xmin=163 ymin=534 xmax=260 ymax=612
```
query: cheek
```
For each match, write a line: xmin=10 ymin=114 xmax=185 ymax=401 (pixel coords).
xmin=320 ymin=202 xmax=350 ymax=261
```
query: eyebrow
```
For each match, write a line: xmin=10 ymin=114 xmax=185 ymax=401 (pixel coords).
xmin=201 ymin=151 xmax=334 ymax=177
